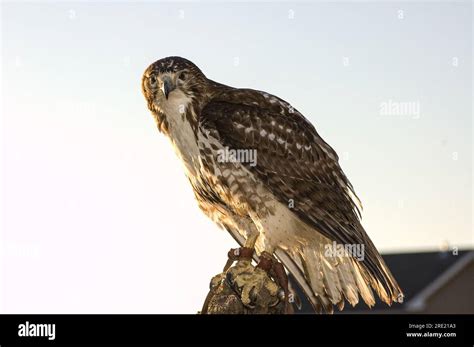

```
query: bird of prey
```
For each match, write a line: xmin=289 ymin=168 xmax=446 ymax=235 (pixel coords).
xmin=142 ymin=56 xmax=403 ymax=313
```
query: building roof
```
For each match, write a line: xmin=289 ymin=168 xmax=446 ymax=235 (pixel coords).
xmin=294 ymin=249 xmax=473 ymax=313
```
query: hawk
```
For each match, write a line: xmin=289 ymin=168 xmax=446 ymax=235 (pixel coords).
xmin=142 ymin=56 xmax=403 ymax=313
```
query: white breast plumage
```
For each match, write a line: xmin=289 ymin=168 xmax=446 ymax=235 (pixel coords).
xmin=160 ymin=90 xmax=200 ymax=177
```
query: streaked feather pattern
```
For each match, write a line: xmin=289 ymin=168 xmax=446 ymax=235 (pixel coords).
xmin=199 ymin=87 xmax=403 ymax=312
xmin=142 ymin=57 xmax=403 ymax=313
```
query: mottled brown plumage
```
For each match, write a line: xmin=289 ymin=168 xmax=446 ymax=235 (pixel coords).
xmin=142 ymin=56 xmax=403 ymax=313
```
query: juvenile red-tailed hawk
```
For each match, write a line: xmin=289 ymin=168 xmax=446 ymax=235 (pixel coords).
xmin=142 ymin=56 xmax=403 ymax=313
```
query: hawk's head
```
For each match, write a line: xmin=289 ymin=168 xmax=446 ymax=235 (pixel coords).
xmin=142 ymin=57 xmax=209 ymax=125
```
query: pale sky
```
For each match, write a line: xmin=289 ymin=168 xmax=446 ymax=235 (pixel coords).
xmin=0 ymin=1 xmax=472 ymax=313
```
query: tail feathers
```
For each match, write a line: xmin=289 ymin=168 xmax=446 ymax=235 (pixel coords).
xmin=337 ymin=258 xmax=360 ymax=306
xmin=275 ymin=249 xmax=326 ymax=313
xmin=365 ymin=251 xmax=404 ymax=306
xmin=275 ymin=238 xmax=403 ymax=313
xmin=351 ymin=262 xmax=375 ymax=307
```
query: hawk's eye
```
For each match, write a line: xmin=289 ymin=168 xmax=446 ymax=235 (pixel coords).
xmin=149 ymin=76 xmax=157 ymax=86
xmin=178 ymin=72 xmax=187 ymax=81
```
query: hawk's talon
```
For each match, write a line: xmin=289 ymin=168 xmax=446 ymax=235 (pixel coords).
xmin=223 ymin=247 xmax=254 ymax=271
xmin=225 ymin=271 xmax=235 ymax=286
xmin=277 ymin=288 xmax=286 ymax=301
xmin=255 ymin=251 xmax=273 ymax=272
xmin=256 ymin=252 xmax=294 ymax=314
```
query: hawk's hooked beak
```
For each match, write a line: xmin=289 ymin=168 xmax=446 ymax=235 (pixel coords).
xmin=161 ymin=76 xmax=175 ymax=100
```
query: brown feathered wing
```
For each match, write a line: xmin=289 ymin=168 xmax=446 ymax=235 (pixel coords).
xmin=199 ymin=87 xmax=403 ymax=313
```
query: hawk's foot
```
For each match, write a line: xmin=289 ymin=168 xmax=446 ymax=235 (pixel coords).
xmin=223 ymin=247 xmax=254 ymax=271
xmin=225 ymin=259 xmax=280 ymax=310
xmin=202 ymin=249 xmax=292 ymax=314
xmin=256 ymin=251 xmax=294 ymax=314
